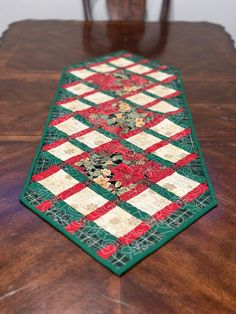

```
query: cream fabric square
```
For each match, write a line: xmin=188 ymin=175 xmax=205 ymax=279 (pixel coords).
xmin=66 ymin=83 xmax=94 ymax=96
xmin=85 ymin=92 xmax=114 ymax=104
xmin=70 ymin=69 xmax=94 ymax=79
xmin=157 ymin=172 xmax=200 ymax=197
xmin=109 ymin=57 xmax=134 ymax=67
xmin=147 ymin=71 xmax=173 ymax=81
xmin=47 ymin=142 xmax=83 ymax=161
xmin=128 ymin=189 xmax=172 ymax=215
xmin=39 ymin=169 xmax=78 ymax=195
xmin=126 ymin=93 xmax=155 ymax=106
xmin=90 ymin=63 xmax=115 ymax=73
xmin=153 ymin=143 xmax=189 ymax=162
xmin=65 ymin=187 xmax=107 ymax=215
xmin=55 ymin=117 xmax=88 ymax=136
xmin=149 ymin=101 xmax=178 ymax=113
xmin=127 ymin=132 xmax=161 ymax=150
xmin=61 ymin=99 xmax=91 ymax=112
xmin=95 ymin=206 xmax=142 ymax=238
xmin=77 ymin=130 xmax=111 ymax=148
xmin=128 ymin=64 xmax=152 ymax=74
xmin=150 ymin=119 xmax=184 ymax=137
xmin=147 ymin=85 xmax=177 ymax=97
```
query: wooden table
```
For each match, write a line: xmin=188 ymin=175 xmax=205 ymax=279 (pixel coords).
xmin=1 ymin=21 xmax=236 ymax=314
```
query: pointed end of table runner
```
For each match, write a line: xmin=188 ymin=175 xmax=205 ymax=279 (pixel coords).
xmin=20 ymin=51 xmax=217 ymax=276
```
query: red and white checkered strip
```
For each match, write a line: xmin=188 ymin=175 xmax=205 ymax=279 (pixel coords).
xmin=125 ymin=121 xmax=195 ymax=166
xmin=63 ymin=55 xmax=179 ymax=107
xmin=32 ymin=155 xmax=207 ymax=259
xmin=67 ymin=53 xmax=135 ymax=76
xmin=60 ymin=79 xmax=180 ymax=110
xmin=53 ymin=59 xmax=184 ymax=148
xmin=53 ymin=95 xmax=186 ymax=146
xmin=61 ymin=81 xmax=116 ymax=107
xmin=45 ymin=114 xmax=113 ymax=159
xmin=67 ymin=53 xmax=176 ymax=84
xmin=46 ymin=72 xmax=189 ymax=160
xmin=56 ymin=95 xmax=182 ymax=117
xmin=58 ymin=60 xmax=180 ymax=137
xmin=44 ymin=84 xmax=192 ymax=168
xmin=45 ymin=109 xmax=192 ymax=167
xmin=60 ymin=77 xmax=181 ymax=107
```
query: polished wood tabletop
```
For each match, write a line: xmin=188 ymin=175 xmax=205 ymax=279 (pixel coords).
xmin=0 ymin=20 xmax=236 ymax=314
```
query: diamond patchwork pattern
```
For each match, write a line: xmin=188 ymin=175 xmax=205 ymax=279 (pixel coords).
xmin=39 ymin=169 xmax=79 ymax=195
xmin=65 ymin=82 xmax=94 ymax=96
xmin=157 ymin=172 xmax=200 ymax=197
xmin=60 ymin=99 xmax=91 ymax=112
xmin=95 ymin=206 xmax=142 ymax=238
xmin=109 ymin=57 xmax=134 ymax=67
xmin=147 ymin=85 xmax=178 ymax=97
xmin=152 ymin=143 xmax=190 ymax=162
xmin=47 ymin=141 xmax=84 ymax=161
xmin=54 ymin=117 xmax=88 ymax=135
xmin=127 ymin=64 xmax=152 ymax=74
xmin=90 ymin=63 xmax=116 ymax=73
xmin=150 ymin=119 xmax=185 ymax=137
xmin=65 ymin=187 xmax=108 ymax=215
xmin=76 ymin=130 xmax=112 ymax=148
xmin=126 ymin=93 xmax=156 ymax=106
xmin=126 ymin=131 xmax=162 ymax=150
xmin=149 ymin=100 xmax=178 ymax=113
xmin=146 ymin=71 xmax=174 ymax=82
xmin=21 ymin=51 xmax=217 ymax=275
xmin=127 ymin=189 xmax=172 ymax=216
xmin=69 ymin=68 xmax=95 ymax=79
xmin=84 ymin=91 xmax=114 ymax=104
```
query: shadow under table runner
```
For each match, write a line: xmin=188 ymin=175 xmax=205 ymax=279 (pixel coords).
xmin=20 ymin=51 xmax=217 ymax=275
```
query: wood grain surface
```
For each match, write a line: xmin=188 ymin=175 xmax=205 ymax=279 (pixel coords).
xmin=0 ymin=20 xmax=236 ymax=314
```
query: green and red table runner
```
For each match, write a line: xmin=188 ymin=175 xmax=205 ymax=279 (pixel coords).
xmin=20 ymin=51 xmax=217 ymax=275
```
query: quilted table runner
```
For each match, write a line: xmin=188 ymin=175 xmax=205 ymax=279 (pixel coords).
xmin=20 ymin=51 xmax=217 ymax=275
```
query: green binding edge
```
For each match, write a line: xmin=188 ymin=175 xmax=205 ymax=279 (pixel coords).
xmin=20 ymin=50 xmax=218 ymax=276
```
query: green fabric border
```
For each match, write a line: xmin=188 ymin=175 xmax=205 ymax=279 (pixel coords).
xmin=19 ymin=50 xmax=217 ymax=276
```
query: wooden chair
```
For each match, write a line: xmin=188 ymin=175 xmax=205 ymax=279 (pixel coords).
xmin=82 ymin=0 xmax=171 ymax=56
xmin=82 ymin=0 xmax=170 ymax=22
